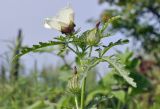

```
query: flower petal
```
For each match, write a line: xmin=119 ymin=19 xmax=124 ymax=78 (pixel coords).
xmin=44 ymin=18 xmax=61 ymax=31
xmin=57 ymin=6 xmax=74 ymax=25
xmin=44 ymin=4 xmax=75 ymax=33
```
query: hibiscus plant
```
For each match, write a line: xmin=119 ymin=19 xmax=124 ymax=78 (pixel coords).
xmin=14 ymin=5 xmax=136 ymax=109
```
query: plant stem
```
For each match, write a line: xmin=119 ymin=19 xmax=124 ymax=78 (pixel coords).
xmin=75 ymin=95 xmax=79 ymax=109
xmin=75 ymin=45 xmax=79 ymax=52
xmin=80 ymin=46 xmax=92 ymax=109
xmin=117 ymin=100 xmax=121 ymax=109
xmin=67 ymin=44 xmax=77 ymax=55
xmin=80 ymin=77 xmax=86 ymax=109
xmin=89 ymin=46 xmax=92 ymax=57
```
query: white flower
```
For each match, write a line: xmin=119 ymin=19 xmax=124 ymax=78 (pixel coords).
xmin=44 ymin=5 xmax=75 ymax=34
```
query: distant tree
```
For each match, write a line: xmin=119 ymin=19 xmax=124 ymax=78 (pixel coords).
xmin=98 ymin=0 xmax=160 ymax=53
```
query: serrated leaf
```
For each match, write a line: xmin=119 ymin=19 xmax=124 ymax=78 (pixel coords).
xmin=54 ymin=35 xmax=66 ymax=41
xmin=102 ymin=33 xmax=112 ymax=38
xmin=13 ymin=41 xmax=64 ymax=61
xmin=112 ymin=90 xmax=125 ymax=103
xmin=102 ymin=56 xmax=137 ymax=87
xmin=101 ymin=39 xmax=129 ymax=56
xmin=33 ymin=47 xmax=55 ymax=53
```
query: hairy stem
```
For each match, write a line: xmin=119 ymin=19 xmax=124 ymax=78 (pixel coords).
xmin=89 ymin=46 xmax=92 ymax=57
xmin=81 ymin=77 xmax=86 ymax=109
xmin=75 ymin=95 xmax=79 ymax=109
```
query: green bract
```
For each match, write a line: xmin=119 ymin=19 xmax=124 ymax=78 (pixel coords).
xmin=67 ymin=73 xmax=81 ymax=95
xmin=86 ymin=28 xmax=100 ymax=46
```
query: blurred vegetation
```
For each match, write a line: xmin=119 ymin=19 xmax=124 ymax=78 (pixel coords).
xmin=98 ymin=0 xmax=160 ymax=54
xmin=95 ymin=0 xmax=160 ymax=107
xmin=10 ymin=29 xmax=23 ymax=81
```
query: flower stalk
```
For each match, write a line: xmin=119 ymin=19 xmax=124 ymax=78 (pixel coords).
xmin=75 ymin=95 xmax=79 ymax=109
xmin=80 ymin=77 xmax=86 ymax=109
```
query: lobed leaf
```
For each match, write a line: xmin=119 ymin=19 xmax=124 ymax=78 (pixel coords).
xmin=13 ymin=41 xmax=64 ymax=61
xmin=102 ymin=56 xmax=137 ymax=87
xmin=101 ymin=39 xmax=129 ymax=56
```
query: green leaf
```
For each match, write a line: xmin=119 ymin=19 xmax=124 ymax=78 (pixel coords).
xmin=101 ymin=39 xmax=129 ymax=56
xmin=112 ymin=90 xmax=125 ymax=103
xmin=100 ymin=71 xmax=118 ymax=89
xmin=13 ymin=41 xmax=64 ymax=61
xmin=102 ymin=56 xmax=137 ymax=87
xmin=115 ymin=48 xmax=133 ymax=64
xmin=26 ymin=100 xmax=54 ymax=109
xmin=80 ymin=57 xmax=101 ymax=71
xmin=130 ymin=71 xmax=152 ymax=95
xmin=85 ymin=89 xmax=109 ymax=107
xmin=102 ymin=33 xmax=112 ymax=38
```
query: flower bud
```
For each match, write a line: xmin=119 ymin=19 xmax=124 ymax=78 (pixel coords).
xmin=101 ymin=12 xmax=112 ymax=23
xmin=86 ymin=28 xmax=100 ymax=46
xmin=67 ymin=67 xmax=80 ymax=94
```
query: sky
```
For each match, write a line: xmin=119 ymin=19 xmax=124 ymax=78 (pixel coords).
xmin=0 ymin=0 xmax=129 ymax=72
